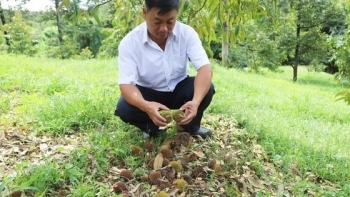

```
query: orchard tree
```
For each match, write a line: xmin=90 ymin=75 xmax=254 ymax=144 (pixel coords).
xmin=220 ymin=0 xmax=283 ymax=70
xmin=181 ymin=0 xmax=269 ymax=67
xmin=51 ymin=0 xmax=112 ymax=58
xmin=278 ymin=0 xmax=339 ymax=81
xmin=55 ymin=0 xmax=64 ymax=44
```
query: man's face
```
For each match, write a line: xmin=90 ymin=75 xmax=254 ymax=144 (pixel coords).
xmin=143 ymin=8 xmax=177 ymax=42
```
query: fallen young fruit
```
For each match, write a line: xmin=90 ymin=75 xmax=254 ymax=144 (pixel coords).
xmin=159 ymin=110 xmax=173 ymax=123
xmin=172 ymin=110 xmax=185 ymax=122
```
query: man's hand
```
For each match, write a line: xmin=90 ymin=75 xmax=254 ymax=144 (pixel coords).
xmin=143 ymin=101 xmax=169 ymax=126
xmin=120 ymin=84 xmax=170 ymax=127
xmin=178 ymin=101 xmax=199 ymax=125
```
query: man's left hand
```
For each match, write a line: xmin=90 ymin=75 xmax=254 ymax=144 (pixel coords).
xmin=178 ymin=101 xmax=199 ymax=125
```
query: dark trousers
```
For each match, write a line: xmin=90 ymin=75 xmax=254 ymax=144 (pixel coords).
xmin=115 ymin=77 xmax=215 ymax=136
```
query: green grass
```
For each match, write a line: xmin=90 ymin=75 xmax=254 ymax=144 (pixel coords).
xmin=1 ymin=54 xmax=350 ymax=196
xmin=0 ymin=55 xmax=119 ymax=133
xmin=209 ymin=65 xmax=350 ymax=183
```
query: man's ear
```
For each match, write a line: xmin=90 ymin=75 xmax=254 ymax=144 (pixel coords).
xmin=142 ymin=7 xmax=147 ymax=19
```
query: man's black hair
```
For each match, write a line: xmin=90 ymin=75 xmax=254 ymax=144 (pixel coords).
xmin=145 ymin=0 xmax=180 ymax=15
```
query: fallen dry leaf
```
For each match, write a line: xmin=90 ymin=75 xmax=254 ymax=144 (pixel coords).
xmin=191 ymin=150 xmax=205 ymax=158
xmin=154 ymin=153 xmax=164 ymax=170
xmin=247 ymin=176 xmax=263 ymax=188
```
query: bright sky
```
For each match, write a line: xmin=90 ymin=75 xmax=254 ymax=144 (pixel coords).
xmin=2 ymin=0 xmax=54 ymax=11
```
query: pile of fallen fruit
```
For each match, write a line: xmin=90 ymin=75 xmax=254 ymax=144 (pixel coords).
xmin=113 ymin=132 xmax=221 ymax=197
xmin=1 ymin=114 xmax=338 ymax=196
xmin=109 ymin=115 xmax=338 ymax=197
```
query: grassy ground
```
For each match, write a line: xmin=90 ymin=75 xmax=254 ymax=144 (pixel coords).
xmin=1 ymin=54 xmax=350 ymax=196
xmin=209 ymin=65 xmax=350 ymax=182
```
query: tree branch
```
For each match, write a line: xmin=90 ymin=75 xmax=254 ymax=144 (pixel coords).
xmin=186 ymin=0 xmax=207 ymax=24
xmin=95 ymin=0 xmax=113 ymax=7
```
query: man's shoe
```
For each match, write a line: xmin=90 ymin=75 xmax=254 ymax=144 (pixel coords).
xmin=189 ymin=127 xmax=212 ymax=139
xmin=143 ymin=126 xmax=167 ymax=139
xmin=143 ymin=132 xmax=150 ymax=139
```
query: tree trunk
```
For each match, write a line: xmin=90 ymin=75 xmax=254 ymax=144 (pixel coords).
xmin=293 ymin=2 xmax=302 ymax=82
xmin=55 ymin=0 xmax=63 ymax=45
xmin=0 ymin=1 xmax=11 ymax=47
xmin=222 ymin=0 xmax=229 ymax=67
xmin=293 ymin=23 xmax=301 ymax=82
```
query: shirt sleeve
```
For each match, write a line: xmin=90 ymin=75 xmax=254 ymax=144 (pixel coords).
xmin=117 ymin=38 xmax=138 ymax=85
xmin=186 ymin=27 xmax=210 ymax=70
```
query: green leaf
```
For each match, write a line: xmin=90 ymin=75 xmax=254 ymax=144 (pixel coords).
xmin=91 ymin=12 xmax=101 ymax=26
xmin=335 ymin=89 xmax=350 ymax=105
xmin=234 ymin=24 xmax=240 ymax=36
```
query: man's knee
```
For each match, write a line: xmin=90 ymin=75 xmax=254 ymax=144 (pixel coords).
xmin=198 ymin=83 xmax=215 ymax=110
xmin=208 ymin=83 xmax=215 ymax=96
xmin=205 ymin=83 xmax=215 ymax=101
xmin=115 ymin=97 xmax=133 ymax=122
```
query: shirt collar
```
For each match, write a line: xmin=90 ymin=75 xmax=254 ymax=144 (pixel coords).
xmin=142 ymin=21 xmax=179 ymax=44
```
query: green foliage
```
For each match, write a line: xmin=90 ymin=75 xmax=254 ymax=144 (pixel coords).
xmin=1 ymin=0 xmax=346 ymax=76
xmin=333 ymin=41 xmax=350 ymax=86
xmin=46 ymin=35 xmax=79 ymax=59
xmin=73 ymin=47 xmax=94 ymax=60
xmin=178 ymin=0 xmax=219 ymax=57
xmin=300 ymin=29 xmax=330 ymax=65
xmin=0 ymin=31 xmax=8 ymax=53
xmin=228 ymin=22 xmax=281 ymax=72
xmin=335 ymin=89 xmax=350 ymax=105
xmin=95 ymin=0 xmax=144 ymax=58
xmin=307 ymin=60 xmax=327 ymax=72
xmin=321 ymin=2 xmax=348 ymax=35
xmin=333 ymin=2 xmax=350 ymax=105
xmin=275 ymin=20 xmax=297 ymax=63
xmin=279 ymin=1 xmax=333 ymax=62
xmin=1 ymin=12 xmax=37 ymax=56
xmin=90 ymin=28 xmax=102 ymax=56
xmin=97 ymin=28 xmax=122 ymax=58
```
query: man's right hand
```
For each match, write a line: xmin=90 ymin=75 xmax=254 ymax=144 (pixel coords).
xmin=120 ymin=84 xmax=169 ymax=127
xmin=142 ymin=101 xmax=169 ymax=127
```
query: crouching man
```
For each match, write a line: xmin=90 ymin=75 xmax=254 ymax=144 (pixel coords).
xmin=115 ymin=0 xmax=215 ymax=138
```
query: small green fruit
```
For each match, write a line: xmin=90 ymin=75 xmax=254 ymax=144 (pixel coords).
xmin=153 ymin=191 xmax=170 ymax=197
xmin=159 ymin=110 xmax=173 ymax=123
xmin=172 ymin=110 xmax=185 ymax=122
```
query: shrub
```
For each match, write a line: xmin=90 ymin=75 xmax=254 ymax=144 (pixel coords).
xmin=1 ymin=12 xmax=36 ymax=56
xmin=73 ymin=47 xmax=94 ymax=60
xmin=45 ymin=36 xmax=79 ymax=59
xmin=97 ymin=28 xmax=121 ymax=59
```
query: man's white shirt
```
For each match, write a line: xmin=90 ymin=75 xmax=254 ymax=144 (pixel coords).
xmin=117 ymin=21 xmax=210 ymax=92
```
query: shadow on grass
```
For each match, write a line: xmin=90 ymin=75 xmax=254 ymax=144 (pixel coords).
xmin=297 ymin=77 xmax=340 ymax=90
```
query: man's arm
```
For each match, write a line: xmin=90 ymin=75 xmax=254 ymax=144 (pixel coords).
xmin=193 ymin=64 xmax=213 ymax=105
xmin=179 ymin=64 xmax=212 ymax=124
xmin=119 ymin=84 xmax=169 ymax=126
xmin=119 ymin=84 xmax=149 ymax=111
